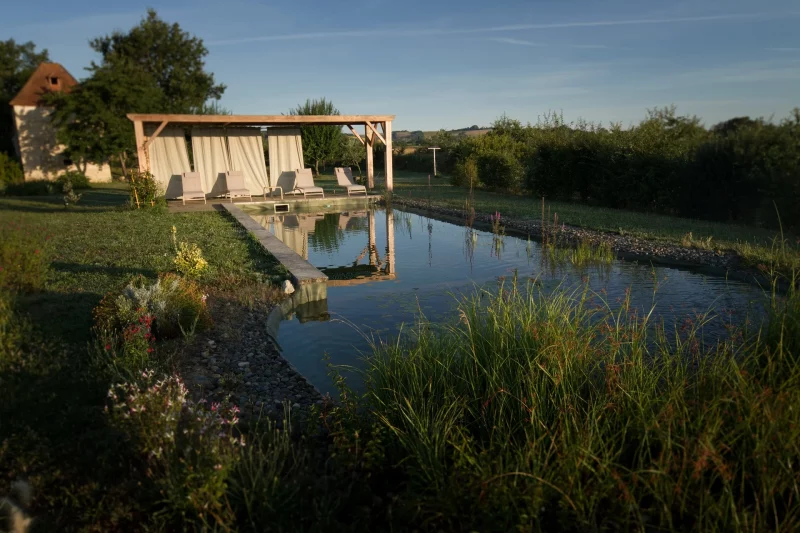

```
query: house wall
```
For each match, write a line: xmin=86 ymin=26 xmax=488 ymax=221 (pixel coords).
xmin=12 ymin=105 xmax=111 ymax=182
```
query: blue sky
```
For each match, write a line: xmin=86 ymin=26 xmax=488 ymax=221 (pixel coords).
xmin=4 ymin=0 xmax=800 ymax=130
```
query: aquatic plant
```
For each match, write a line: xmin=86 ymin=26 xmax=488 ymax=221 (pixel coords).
xmin=363 ymin=278 xmax=800 ymax=531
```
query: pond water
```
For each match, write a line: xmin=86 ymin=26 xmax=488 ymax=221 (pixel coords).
xmin=246 ymin=205 xmax=768 ymax=397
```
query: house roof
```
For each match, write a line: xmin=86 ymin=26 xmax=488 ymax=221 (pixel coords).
xmin=9 ymin=62 xmax=78 ymax=106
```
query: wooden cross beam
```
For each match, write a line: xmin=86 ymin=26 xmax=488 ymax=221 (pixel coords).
xmin=142 ymin=120 xmax=169 ymax=151
xmin=364 ymin=121 xmax=386 ymax=145
xmin=347 ymin=125 xmax=365 ymax=145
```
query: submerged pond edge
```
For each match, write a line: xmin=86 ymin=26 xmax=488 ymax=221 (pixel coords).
xmin=388 ymin=197 xmax=791 ymax=293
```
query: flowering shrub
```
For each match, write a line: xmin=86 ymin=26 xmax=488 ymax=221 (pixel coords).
xmin=106 ymin=371 xmax=244 ymax=526
xmin=93 ymin=273 xmax=211 ymax=341
xmin=128 ymin=170 xmax=162 ymax=208
xmin=174 ymin=243 xmax=208 ymax=279
xmin=171 ymin=226 xmax=208 ymax=279
xmin=0 ymin=222 xmax=50 ymax=292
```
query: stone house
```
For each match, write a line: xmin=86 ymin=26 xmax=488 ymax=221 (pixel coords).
xmin=10 ymin=62 xmax=111 ymax=182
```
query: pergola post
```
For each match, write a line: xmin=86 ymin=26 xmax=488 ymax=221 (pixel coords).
xmin=368 ymin=210 xmax=378 ymax=266
xmin=384 ymin=120 xmax=393 ymax=193
xmin=365 ymin=126 xmax=374 ymax=189
xmin=386 ymin=206 xmax=395 ymax=274
xmin=133 ymin=119 xmax=146 ymax=173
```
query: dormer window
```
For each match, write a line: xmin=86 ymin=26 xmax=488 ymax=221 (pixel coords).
xmin=49 ymin=76 xmax=60 ymax=88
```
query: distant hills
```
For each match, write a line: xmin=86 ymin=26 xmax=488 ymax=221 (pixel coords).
xmin=392 ymin=125 xmax=492 ymax=143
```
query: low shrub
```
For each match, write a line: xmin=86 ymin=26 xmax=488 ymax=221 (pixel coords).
xmin=171 ymin=226 xmax=208 ymax=278
xmin=107 ymin=371 xmax=244 ymax=528
xmin=94 ymin=273 xmax=211 ymax=342
xmin=0 ymin=153 xmax=24 ymax=193
xmin=55 ymin=171 xmax=90 ymax=190
xmin=476 ymin=150 xmax=524 ymax=190
xmin=0 ymin=222 xmax=50 ymax=292
xmin=450 ymin=155 xmax=479 ymax=188
xmin=2 ymin=180 xmax=53 ymax=196
xmin=128 ymin=170 xmax=162 ymax=207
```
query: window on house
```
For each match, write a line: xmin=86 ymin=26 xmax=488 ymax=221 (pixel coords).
xmin=49 ymin=77 xmax=60 ymax=87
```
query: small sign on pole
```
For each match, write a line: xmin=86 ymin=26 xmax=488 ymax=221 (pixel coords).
xmin=428 ymin=147 xmax=440 ymax=176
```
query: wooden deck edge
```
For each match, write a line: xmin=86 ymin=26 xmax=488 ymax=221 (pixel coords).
xmin=221 ymin=204 xmax=329 ymax=290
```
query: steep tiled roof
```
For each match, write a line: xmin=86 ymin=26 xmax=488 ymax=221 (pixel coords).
xmin=9 ymin=62 xmax=78 ymax=106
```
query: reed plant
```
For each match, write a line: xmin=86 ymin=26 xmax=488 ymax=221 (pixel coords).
xmin=363 ymin=278 xmax=800 ymax=531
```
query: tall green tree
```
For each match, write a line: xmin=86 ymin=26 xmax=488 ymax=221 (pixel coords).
xmin=289 ymin=98 xmax=341 ymax=175
xmin=339 ymin=135 xmax=364 ymax=175
xmin=90 ymin=8 xmax=225 ymax=112
xmin=49 ymin=9 xmax=226 ymax=173
xmin=0 ymin=39 xmax=49 ymax=157
xmin=47 ymin=61 xmax=162 ymax=174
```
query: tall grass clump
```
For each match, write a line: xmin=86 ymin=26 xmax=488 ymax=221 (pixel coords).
xmin=363 ymin=280 xmax=800 ymax=531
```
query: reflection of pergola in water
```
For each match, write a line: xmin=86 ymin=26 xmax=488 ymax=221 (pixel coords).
xmin=251 ymin=208 xmax=396 ymax=286
xmin=326 ymin=209 xmax=396 ymax=287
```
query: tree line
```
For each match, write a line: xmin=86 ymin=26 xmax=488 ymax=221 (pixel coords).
xmin=396 ymin=107 xmax=800 ymax=230
xmin=0 ymin=10 xmax=354 ymax=180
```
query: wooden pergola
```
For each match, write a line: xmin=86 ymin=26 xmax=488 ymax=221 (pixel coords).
xmin=127 ymin=114 xmax=396 ymax=191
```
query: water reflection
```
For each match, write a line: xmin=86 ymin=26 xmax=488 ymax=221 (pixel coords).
xmin=247 ymin=206 xmax=768 ymax=397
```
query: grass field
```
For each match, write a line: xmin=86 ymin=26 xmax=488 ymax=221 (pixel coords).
xmin=389 ymin=171 xmax=800 ymax=272
xmin=1 ymin=184 xmax=281 ymax=344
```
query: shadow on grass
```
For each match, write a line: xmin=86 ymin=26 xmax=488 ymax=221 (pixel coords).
xmin=16 ymin=290 xmax=103 ymax=345
xmin=0 ymin=341 xmax=141 ymax=530
xmin=51 ymin=261 xmax=158 ymax=279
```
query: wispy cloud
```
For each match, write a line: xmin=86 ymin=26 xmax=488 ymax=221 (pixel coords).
xmin=489 ymin=39 xmax=617 ymax=50
xmin=208 ymin=11 xmax=793 ymax=46
xmin=489 ymin=38 xmax=544 ymax=47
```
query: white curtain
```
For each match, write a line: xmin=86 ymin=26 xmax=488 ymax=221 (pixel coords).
xmin=228 ymin=127 xmax=269 ymax=194
xmin=146 ymin=126 xmax=191 ymax=199
xmin=267 ymin=127 xmax=304 ymax=192
xmin=191 ymin=128 xmax=230 ymax=197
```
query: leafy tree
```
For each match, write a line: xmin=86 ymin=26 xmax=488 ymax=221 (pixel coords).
xmin=339 ymin=135 xmax=364 ymax=175
xmin=0 ymin=39 xmax=49 ymax=157
xmin=49 ymin=9 xmax=225 ymax=173
xmin=47 ymin=61 xmax=162 ymax=174
xmin=90 ymin=8 xmax=225 ymax=112
xmin=289 ymin=98 xmax=341 ymax=175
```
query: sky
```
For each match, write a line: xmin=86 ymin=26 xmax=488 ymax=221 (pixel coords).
xmin=3 ymin=0 xmax=800 ymax=131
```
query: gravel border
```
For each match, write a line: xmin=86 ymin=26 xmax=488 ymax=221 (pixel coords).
xmin=182 ymin=298 xmax=323 ymax=427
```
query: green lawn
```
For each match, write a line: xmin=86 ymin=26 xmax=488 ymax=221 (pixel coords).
xmin=1 ymin=183 xmax=282 ymax=345
xmin=389 ymin=171 xmax=800 ymax=272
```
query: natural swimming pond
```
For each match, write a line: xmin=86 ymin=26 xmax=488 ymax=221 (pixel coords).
xmin=246 ymin=205 xmax=768 ymax=397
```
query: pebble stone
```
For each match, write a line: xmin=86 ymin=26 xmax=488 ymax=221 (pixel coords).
xmin=182 ymin=301 xmax=323 ymax=424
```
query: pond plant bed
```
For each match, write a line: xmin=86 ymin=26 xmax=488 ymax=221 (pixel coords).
xmin=390 ymin=196 xmax=793 ymax=289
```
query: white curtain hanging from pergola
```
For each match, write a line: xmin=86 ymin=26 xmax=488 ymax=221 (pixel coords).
xmin=191 ymin=128 xmax=229 ymax=197
xmin=228 ymin=127 xmax=269 ymax=194
xmin=267 ymin=127 xmax=304 ymax=192
xmin=146 ymin=125 xmax=191 ymax=199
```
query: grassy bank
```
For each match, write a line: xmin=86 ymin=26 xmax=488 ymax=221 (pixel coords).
xmin=0 ymin=184 xmax=286 ymax=530
xmin=390 ymin=171 xmax=800 ymax=273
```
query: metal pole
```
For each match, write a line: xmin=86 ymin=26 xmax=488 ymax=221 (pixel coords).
xmin=428 ymin=147 xmax=440 ymax=177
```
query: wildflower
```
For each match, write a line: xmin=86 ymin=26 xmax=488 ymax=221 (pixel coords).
xmin=147 ymin=347 xmax=154 ymax=353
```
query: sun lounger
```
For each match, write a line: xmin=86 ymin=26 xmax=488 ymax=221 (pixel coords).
xmin=335 ymin=167 xmax=367 ymax=196
xmin=289 ymin=168 xmax=325 ymax=198
xmin=180 ymin=172 xmax=206 ymax=205
xmin=224 ymin=170 xmax=252 ymax=203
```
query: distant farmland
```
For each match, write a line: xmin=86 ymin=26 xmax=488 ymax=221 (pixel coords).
xmin=392 ymin=126 xmax=492 ymax=143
